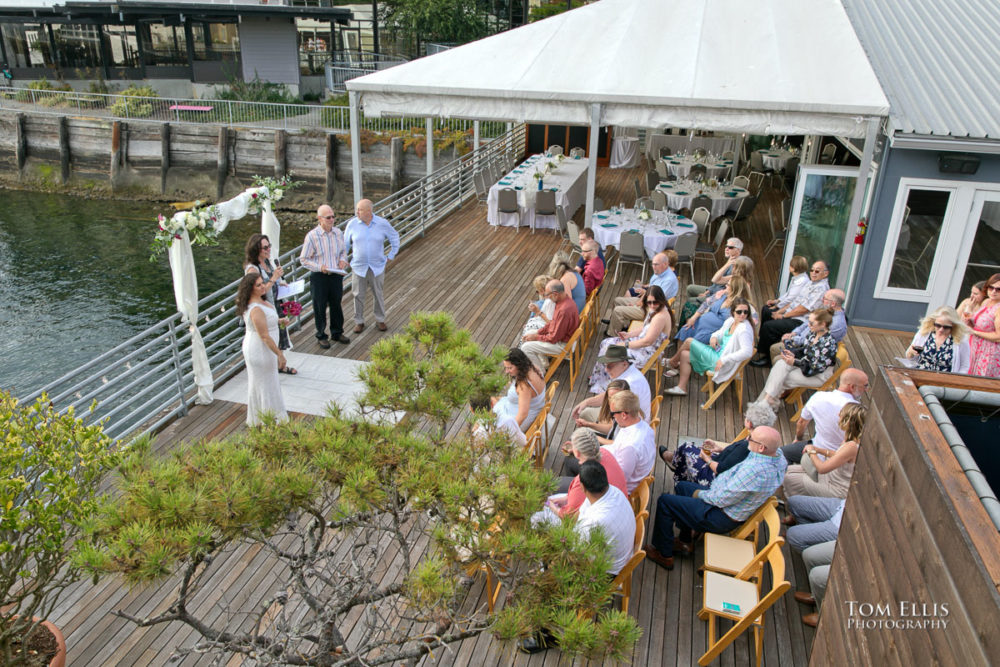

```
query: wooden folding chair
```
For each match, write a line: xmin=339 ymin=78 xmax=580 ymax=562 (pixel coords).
xmin=542 ymin=326 xmax=583 ymax=388
xmin=628 ymin=473 xmax=654 ymax=516
xmin=786 ymin=342 xmax=852 ymax=421
xmin=698 ymin=540 xmax=790 ymax=666
xmin=642 ymin=337 xmax=672 ymax=396
xmin=610 ymin=510 xmax=648 ymax=613
xmin=522 ymin=380 xmax=558 ymax=468
xmin=700 ymin=356 xmax=752 ymax=411
xmin=701 ymin=499 xmax=780 ymax=592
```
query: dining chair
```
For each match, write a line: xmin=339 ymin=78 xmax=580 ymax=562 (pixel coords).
xmin=820 ymin=143 xmax=836 ymax=164
xmin=749 ymin=150 xmax=765 ymax=173
xmin=555 ymin=204 xmax=570 ymax=243
xmin=645 ymin=170 xmax=659 ymax=193
xmin=473 ymin=171 xmax=489 ymax=206
xmin=690 ymin=207 xmax=711 ymax=238
xmin=732 ymin=175 xmax=750 ymax=190
xmin=690 ymin=195 xmax=712 ymax=216
xmin=651 ymin=190 xmax=667 ymax=211
xmin=781 ymin=197 xmax=792 ymax=229
xmin=566 ymin=219 xmax=583 ymax=261
xmin=748 ymin=171 xmax=765 ymax=196
xmin=593 ymin=197 xmax=604 ymax=213
xmin=655 ymin=161 xmax=668 ymax=179
xmin=533 ymin=189 xmax=558 ymax=234
xmin=496 ymin=187 xmax=520 ymax=230
xmin=689 ymin=164 xmax=708 ymax=181
xmin=763 ymin=206 xmax=786 ymax=258
xmin=547 ymin=144 xmax=564 ymax=156
xmin=779 ymin=157 xmax=799 ymax=192
xmin=569 ymin=147 xmax=585 ymax=158
xmin=633 ymin=177 xmax=642 ymax=202
xmin=673 ymin=232 xmax=699 ymax=283
xmin=614 ymin=231 xmax=647 ymax=283
xmin=722 ymin=150 xmax=735 ymax=161
xmin=731 ymin=194 xmax=758 ymax=239
xmin=659 ymin=146 xmax=672 ymax=159
xmin=635 ymin=196 xmax=654 ymax=210
xmin=695 ymin=219 xmax=728 ymax=271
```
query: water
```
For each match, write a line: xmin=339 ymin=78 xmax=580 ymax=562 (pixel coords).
xmin=0 ymin=189 xmax=308 ymax=395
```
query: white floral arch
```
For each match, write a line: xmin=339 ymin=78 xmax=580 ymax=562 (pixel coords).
xmin=158 ymin=182 xmax=289 ymax=404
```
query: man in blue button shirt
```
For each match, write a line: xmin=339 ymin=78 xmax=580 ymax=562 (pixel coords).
xmin=344 ymin=199 xmax=400 ymax=333
xmin=604 ymin=250 xmax=678 ymax=335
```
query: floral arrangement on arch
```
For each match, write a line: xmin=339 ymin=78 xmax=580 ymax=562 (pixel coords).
xmin=149 ymin=201 xmax=223 ymax=261
xmin=247 ymin=174 xmax=303 ymax=215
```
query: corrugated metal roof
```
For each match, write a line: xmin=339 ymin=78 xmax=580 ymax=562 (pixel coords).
xmin=843 ymin=0 xmax=1000 ymax=139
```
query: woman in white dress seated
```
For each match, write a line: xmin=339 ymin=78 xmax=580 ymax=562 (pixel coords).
xmin=519 ymin=274 xmax=556 ymax=342
xmin=588 ymin=285 xmax=672 ymax=393
xmin=664 ymin=297 xmax=754 ymax=396
xmin=491 ymin=348 xmax=546 ymax=432
xmin=236 ymin=273 xmax=289 ymax=426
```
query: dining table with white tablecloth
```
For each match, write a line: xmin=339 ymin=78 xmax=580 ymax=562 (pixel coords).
xmin=661 ymin=155 xmax=733 ymax=180
xmin=591 ymin=209 xmax=699 ymax=259
xmin=757 ymin=148 xmax=797 ymax=171
xmin=486 ymin=154 xmax=590 ymax=229
xmin=656 ymin=181 xmax=749 ymax=218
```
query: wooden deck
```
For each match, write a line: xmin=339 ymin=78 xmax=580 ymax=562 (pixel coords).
xmin=50 ymin=163 xmax=911 ymax=666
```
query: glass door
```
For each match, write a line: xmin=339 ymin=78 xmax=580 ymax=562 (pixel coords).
xmin=949 ymin=192 xmax=1000 ymax=308
xmin=779 ymin=165 xmax=858 ymax=292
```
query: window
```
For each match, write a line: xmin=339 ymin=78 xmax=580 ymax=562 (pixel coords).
xmin=191 ymin=22 xmax=239 ymax=60
xmin=140 ymin=22 xmax=188 ymax=66
xmin=50 ymin=23 xmax=103 ymax=69
xmin=1 ymin=23 xmax=56 ymax=68
xmin=885 ymin=189 xmax=950 ymax=291
xmin=103 ymin=25 xmax=139 ymax=68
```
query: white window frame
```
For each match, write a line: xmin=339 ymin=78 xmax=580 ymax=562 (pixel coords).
xmin=873 ymin=177 xmax=963 ymax=303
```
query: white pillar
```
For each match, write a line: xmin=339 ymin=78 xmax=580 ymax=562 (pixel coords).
xmin=838 ymin=117 xmax=881 ymax=291
xmin=426 ymin=117 xmax=434 ymax=175
xmin=584 ymin=103 xmax=602 ymax=226
xmin=473 ymin=120 xmax=481 ymax=167
xmin=349 ymin=90 xmax=362 ymax=203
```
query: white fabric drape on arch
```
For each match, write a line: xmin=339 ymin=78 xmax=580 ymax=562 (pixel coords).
xmin=165 ymin=185 xmax=279 ymax=405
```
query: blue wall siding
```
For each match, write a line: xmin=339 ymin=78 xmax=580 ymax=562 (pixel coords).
xmin=847 ymin=145 xmax=1000 ymax=332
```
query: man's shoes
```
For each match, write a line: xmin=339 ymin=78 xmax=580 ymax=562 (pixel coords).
xmin=335 ymin=335 xmax=351 ymax=344
xmin=376 ymin=321 xmax=388 ymax=331
xmin=645 ymin=545 xmax=674 ymax=570
xmin=673 ymin=538 xmax=695 ymax=556
xmin=794 ymin=591 xmax=816 ymax=606
xmin=317 ymin=339 xmax=331 ymax=349
xmin=353 ymin=323 xmax=365 ymax=334
xmin=801 ymin=612 xmax=819 ymax=627
xmin=750 ymin=357 xmax=770 ymax=367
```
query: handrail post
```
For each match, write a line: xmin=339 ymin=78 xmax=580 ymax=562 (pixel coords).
xmin=167 ymin=320 xmax=190 ymax=417
xmin=228 ymin=101 xmax=234 ymax=127
xmin=420 ymin=178 xmax=427 ymax=237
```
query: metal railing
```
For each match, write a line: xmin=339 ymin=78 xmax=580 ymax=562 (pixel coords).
xmin=0 ymin=85 xmax=506 ymax=136
xmin=19 ymin=124 xmax=526 ymax=443
xmin=325 ymin=52 xmax=408 ymax=92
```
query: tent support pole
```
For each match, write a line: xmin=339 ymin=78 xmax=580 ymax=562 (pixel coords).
xmin=349 ymin=90 xmax=362 ymax=202
xmin=584 ymin=103 xmax=602 ymax=226
xmin=473 ymin=120 xmax=480 ymax=167
xmin=838 ymin=116 xmax=880 ymax=291
xmin=426 ymin=117 xmax=434 ymax=175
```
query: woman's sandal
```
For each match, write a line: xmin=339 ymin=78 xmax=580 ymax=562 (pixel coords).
xmin=279 ymin=366 xmax=298 ymax=375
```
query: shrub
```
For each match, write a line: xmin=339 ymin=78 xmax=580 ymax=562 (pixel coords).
xmin=108 ymin=84 xmax=158 ymax=118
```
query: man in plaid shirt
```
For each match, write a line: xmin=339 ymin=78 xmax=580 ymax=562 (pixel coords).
xmin=645 ymin=426 xmax=787 ymax=570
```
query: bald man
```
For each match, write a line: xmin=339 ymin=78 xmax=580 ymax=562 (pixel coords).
xmin=344 ymin=199 xmax=400 ymax=333
xmin=782 ymin=368 xmax=869 ymax=464
xmin=646 ymin=426 xmax=787 ymax=570
xmin=300 ymin=204 xmax=350 ymax=347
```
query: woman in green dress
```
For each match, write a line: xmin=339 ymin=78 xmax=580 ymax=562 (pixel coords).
xmin=664 ymin=298 xmax=755 ymax=396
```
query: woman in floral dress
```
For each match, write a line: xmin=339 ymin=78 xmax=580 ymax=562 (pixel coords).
xmin=968 ymin=273 xmax=1000 ymax=378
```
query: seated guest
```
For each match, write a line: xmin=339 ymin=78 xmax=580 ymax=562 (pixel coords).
xmin=664 ymin=297 xmax=754 ymax=396
xmin=795 ymin=540 xmax=837 ymax=627
xmin=783 ymin=369 xmax=869 ymax=464
xmin=756 ymin=308 xmax=837 ymax=409
xmin=589 ymin=286 xmax=671 ymax=393
xmin=761 ymin=255 xmax=810 ymax=321
xmin=571 ymin=345 xmax=651 ymax=425
xmin=605 ymin=250 xmax=679 ymax=334
xmin=491 ymin=348 xmax=546 ymax=432
xmin=783 ymin=403 xmax=866 ymax=499
xmin=544 ymin=428 xmax=627 ymax=519
xmin=519 ymin=274 xmax=556 ymax=342
xmin=574 ymin=226 xmax=605 ymax=272
xmin=521 ymin=280 xmax=580 ymax=373
xmin=685 ymin=237 xmax=745 ymax=300
xmin=666 ymin=274 xmax=754 ymax=374
xmin=769 ymin=290 xmax=848 ymax=360
xmin=956 ymin=281 xmax=985 ymax=322
xmin=591 ymin=390 xmax=655 ymax=494
xmin=783 ymin=495 xmax=845 ymax=553
xmin=905 ymin=306 xmax=971 ymax=374
xmin=752 ymin=260 xmax=830 ymax=366
xmin=574 ymin=379 xmax=629 ymax=445
xmin=660 ymin=400 xmax=777 ymax=487
xmin=579 ymin=240 xmax=605 ymax=296
xmin=550 ymin=256 xmax=586 ymax=312
xmin=574 ymin=461 xmax=637 ymax=576
xmin=645 ymin=426 xmax=787 ymax=570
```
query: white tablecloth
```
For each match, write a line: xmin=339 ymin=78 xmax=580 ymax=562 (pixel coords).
xmin=662 ymin=155 xmax=733 ymax=180
xmin=656 ymin=181 xmax=749 ymax=218
xmin=611 ymin=137 xmax=640 ymax=169
xmin=591 ymin=209 xmax=699 ymax=259
xmin=487 ymin=154 xmax=590 ymax=229
xmin=758 ymin=148 xmax=797 ymax=171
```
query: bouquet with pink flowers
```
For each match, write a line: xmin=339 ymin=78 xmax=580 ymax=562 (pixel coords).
xmin=281 ymin=300 xmax=303 ymax=318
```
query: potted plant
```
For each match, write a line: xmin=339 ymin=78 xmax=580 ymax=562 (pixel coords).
xmin=1 ymin=392 xmax=121 ymax=666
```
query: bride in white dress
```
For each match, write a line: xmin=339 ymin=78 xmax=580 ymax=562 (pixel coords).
xmin=236 ymin=273 xmax=289 ymax=426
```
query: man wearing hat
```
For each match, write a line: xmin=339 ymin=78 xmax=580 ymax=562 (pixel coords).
xmin=570 ymin=344 xmax=651 ymax=426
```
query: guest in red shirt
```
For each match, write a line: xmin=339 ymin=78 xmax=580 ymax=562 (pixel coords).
xmin=580 ymin=240 xmax=605 ymax=296
xmin=549 ymin=428 xmax=627 ymax=518
xmin=521 ymin=279 xmax=580 ymax=373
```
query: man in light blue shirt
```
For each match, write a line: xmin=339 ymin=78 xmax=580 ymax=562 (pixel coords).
xmin=344 ymin=199 xmax=400 ymax=333
xmin=605 ymin=249 xmax=678 ymax=334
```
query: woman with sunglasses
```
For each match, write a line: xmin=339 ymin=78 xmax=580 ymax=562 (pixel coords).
xmin=664 ymin=297 xmax=754 ymax=396
xmin=245 ymin=233 xmax=295 ymax=373
xmin=587 ymin=285 xmax=671 ymax=393
xmin=969 ymin=273 xmax=1000 ymax=378
xmin=756 ymin=307 xmax=836 ymax=408
xmin=905 ymin=306 xmax=970 ymax=373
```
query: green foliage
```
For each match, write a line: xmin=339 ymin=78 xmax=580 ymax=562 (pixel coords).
xmin=14 ymin=78 xmax=71 ymax=103
xmin=214 ymin=74 xmax=301 ymax=105
xmin=0 ymin=392 xmax=121 ymax=665
xmin=108 ymin=84 xmax=158 ymax=118
xmin=380 ymin=0 xmax=493 ymax=45
xmin=530 ymin=0 xmax=587 ymax=22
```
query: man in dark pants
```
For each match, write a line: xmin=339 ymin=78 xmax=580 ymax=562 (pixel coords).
xmin=299 ymin=204 xmax=350 ymax=348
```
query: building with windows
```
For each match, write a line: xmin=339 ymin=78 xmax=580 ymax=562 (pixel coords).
xmin=0 ymin=0 xmax=353 ymax=96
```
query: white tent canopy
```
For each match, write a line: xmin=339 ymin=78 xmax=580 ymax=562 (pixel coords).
xmin=348 ymin=0 xmax=889 ymax=137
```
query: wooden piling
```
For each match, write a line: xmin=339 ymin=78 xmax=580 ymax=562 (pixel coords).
xmin=160 ymin=123 xmax=170 ymax=195
xmin=325 ymin=133 xmax=337 ymax=202
xmin=109 ymin=120 xmax=123 ymax=191
xmin=58 ymin=116 xmax=70 ymax=183
xmin=216 ymin=127 xmax=228 ymax=201
xmin=274 ymin=129 xmax=287 ymax=179
xmin=14 ymin=112 xmax=26 ymax=172
xmin=389 ymin=136 xmax=403 ymax=193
